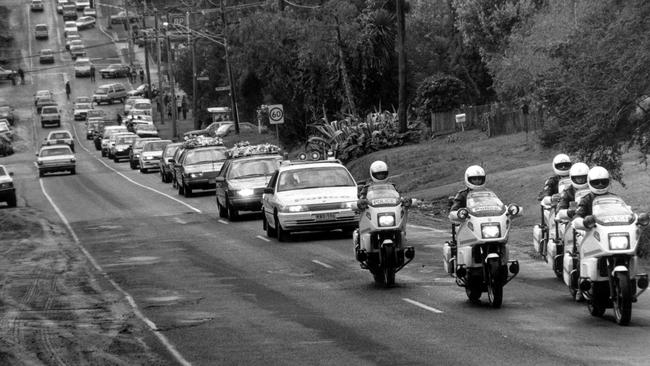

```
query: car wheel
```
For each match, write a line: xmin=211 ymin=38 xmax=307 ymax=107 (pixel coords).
xmin=38 ymin=170 xmax=44 ymax=177
xmin=70 ymin=168 xmax=76 ymax=175
xmin=7 ymin=193 xmax=17 ymax=207
xmin=184 ymin=184 xmax=192 ymax=197
xmin=140 ymin=168 xmax=146 ymax=173
xmin=178 ymin=181 xmax=185 ymax=195
xmin=226 ymin=198 xmax=238 ymax=220
xmin=129 ymin=160 xmax=136 ymax=169
xmin=217 ymin=198 xmax=227 ymax=218
xmin=113 ymin=157 xmax=119 ymax=163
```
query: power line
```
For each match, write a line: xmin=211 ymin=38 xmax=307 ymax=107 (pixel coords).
xmin=282 ymin=0 xmax=321 ymax=9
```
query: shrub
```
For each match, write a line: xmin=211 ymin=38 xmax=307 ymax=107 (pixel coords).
xmin=412 ymin=73 xmax=467 ymax=125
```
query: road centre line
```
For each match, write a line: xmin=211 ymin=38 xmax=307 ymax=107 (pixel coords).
xmin=402 ymin=298 xmax=444 ymax=314
xmin=38 ymin=180 xmax=192 ymax=366
xmin=70 ymin=124 xmax=201 ymax=213
xmin=256 ymin=235 xmax=270 ymax=242
xmin=312 ymin=260 xmax=333 ymax=269
xmin=218 ymin=219 xmax=229 ymax=224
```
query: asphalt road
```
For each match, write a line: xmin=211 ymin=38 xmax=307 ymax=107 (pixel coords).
xmin=1 ymin=0 xmax=649 ymax=365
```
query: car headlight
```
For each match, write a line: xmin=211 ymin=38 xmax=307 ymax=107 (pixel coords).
xmin=189 ymin=172 xmax=203 ymax=178
xmin=283 ymin=205 xmax=307 ymax=213
xmin=134 ymin=153 xmax=140 ymax=158
xmin=144 ymin=156 xmax=154 ymax=160
xmin=378 ymin=214 xmax=396 ymax=227
xmin=0 ymin=182 xmax=12 ymax=189
xmin=609 ymin=234 xmax=630 ymax=250
xmin=116 ymin=147 xmax=125 ymax=151
xmin=481 ymin=223 xmax=501 ymax=238
xmin=236 ymin=188 xmax=254 ymax=197
xmin=343 ymin=201 xmax=356 ymax=209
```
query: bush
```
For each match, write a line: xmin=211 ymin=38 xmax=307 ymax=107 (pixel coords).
xmin=412 ymin=73 xmax=467 ymax=125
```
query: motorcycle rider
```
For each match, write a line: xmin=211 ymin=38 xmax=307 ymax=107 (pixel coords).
xmin=557 ymin=162 xmax=590 ymax=211
xmin=355 ymin=160 xmax=391 ymax=253
xmin=449 ymin=165 xmax=486 ymax=217
xmin=574 ymin=166 xmax=613 ymax=218
xmin=540 ymin=153 xmax=572 ymax=205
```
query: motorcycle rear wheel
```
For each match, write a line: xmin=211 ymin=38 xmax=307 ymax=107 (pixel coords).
xmin=487 ymin=260 xmax=503 ymax=308
xmin=613 ymin=272 xmax=632 ymax=326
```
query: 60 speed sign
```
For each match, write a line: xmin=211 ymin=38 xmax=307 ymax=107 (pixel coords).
xmin=268 ymin=104 xmax=284 ymax=125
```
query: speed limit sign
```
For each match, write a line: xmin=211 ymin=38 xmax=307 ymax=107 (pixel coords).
xmin=268 ymin=104 xmax=284 ymax=125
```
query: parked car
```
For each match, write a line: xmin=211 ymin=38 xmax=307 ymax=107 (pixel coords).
xmin=83 ymin=6 xmax=97 ymax=18
xmin=92 ymin=83 xmax=127 ymax=105
xmin=159 ymin=142 xmax=182 ymax=183
xmin=111 ymin=133 xmax=137 ymax=162
xmin=129 ymin=137 xmax=160 ymax=169
xmin=0 ymin=165 xmax=16 ymax=207
xmin=86 ymin=119 xmax=105 ymax=140
xmin=63 ymin=21 xmax=78 ymax=36
xmin=66 ymin=34 xmax=81 ymax=50
xmin=69 ymin=43 xmax=86 ymax=60
xmin=0 ymin=66 xmax=17 ymax=82
xmin=99 ymin=64 xmax=130 ymax=78
xmin=65 ymin=29 xmax=80 ymax=42
xmin=39 ymin=49 xmax=55 ymax=64
xmin=0 ymin=120 xmax=13 ymax=140
xmin=261 ymin=159 xmax=359 ymax=241
xmin=74 ymin=57 xmax=93 ymax=77
xmin=126 ymin=84 xmax=152 ymax=97
xmin=139 ymin=139 xmax=171 ymax=173
xmin=172 ymin=138 xmax=228 ymax=197
xmin=62 ymin=3 xmax=77 ymax=20
xmin=76 ymin=16 xmax=96 ymax=30
xmin=74 ymin=0 xmax=90 ymax=10
xmin=0 ymin=106 xmax=15 ymax=126
xmin=56 ymin=0 xmax=67 ymax=13
xmin=105 ymin=132 xmax=134 ymax=159
xmin=40 ymin=106 xmax=61 ymax=128
xmin=73 ymin=102 xmax=93 ymax=121
xmin=43 ymin=130 xmax=74 ymax=151
xmin=215 ymin=146 xmax=283 ymax=219
xmin=36 ymin=145 xmax=76 ymax=177
xmin=30 ymin=0 xmax=44 ymax=11
xmin=34 ymin=23 xmax=48 ymax=39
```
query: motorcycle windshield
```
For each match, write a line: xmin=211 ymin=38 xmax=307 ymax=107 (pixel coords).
xmin=592 ymin=196 xmax=635 ymax=225
xmin=365 ymin=183 xmax=400 ymax=207
xmin=466 ymin=189 xmax=506 ymax=216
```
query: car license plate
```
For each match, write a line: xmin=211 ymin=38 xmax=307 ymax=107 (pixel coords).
xmin=314 ymin=212 xmax=336 ymax=220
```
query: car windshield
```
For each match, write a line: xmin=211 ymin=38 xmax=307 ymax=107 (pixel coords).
xmin=42 ymin=107 xmax=57 ymax=113
xmin=593 ymin=196 xmax=635 ymax=225
xmin=36 ymin=25 xmax=47 ymax=31
xmin=75 ymin=97 xmax=91 ymax=103
xmin=134 ymin=139 xmax=156 ymax=149
xmin=143 ymin=141 xmax=169 ymax=151
xmin=278 ymin=166 xmax=355 ymax=192
xmin=87 ymin=110 xmax=105 ymax=117
xmin=0 ymin=167 xmax=5 ymax=175
xmin=228 ymin=158 xmax=281 ymax=179
xmin=40 ymin=147 xmax=70 ymax=157
xmin=95 ymin=88 xmax=108 ymax=94
xmin=50 ymin=132 xmax=70 ymax=139
xmin=41 ymin=50 xmax=53 ymax=55
xmin=137 ymin=125 xmax=155 ymax=131
xmin=116 ymin=136 xmax=136 ymax=144
xmin=134 ymin=103 xmax=150 ymax=109
xmin=184 ymin=149 xmax=227 ymax=165
xmin=76 ymin=103 xmax=91 ymax=109
xmin=164 ymin=145 xmax=180 ymax=158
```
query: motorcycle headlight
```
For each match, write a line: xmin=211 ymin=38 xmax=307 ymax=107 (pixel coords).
xmin=481 ymin=223 xmax=501 ymax=238
xmin=609 ymin=234 xmax=630 ymax=250
xmin=378 ymin=213 xmax=396 ymax=227
xmin=236 ymin=188 xmax=254 ymax=197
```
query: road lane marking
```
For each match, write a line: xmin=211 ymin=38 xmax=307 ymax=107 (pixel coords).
xmin=256 ymin=235 xmax=270 ymax=242
xmin=407 ymin=224 xmax=447 ymax=234
xmin=312 ymin=260 xmax=333 ymax=269
xmin=70 ymin=124 xmax=201 ymax=213
xmin=39 ymin=179 xmax=192 ymax=366
xmin=218 ymin=219 xmax=229 ymax=224
xmin=403 ymin=298 xmax=444 ymax=314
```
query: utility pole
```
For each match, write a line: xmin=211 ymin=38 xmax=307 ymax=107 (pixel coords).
xmin=221 ymin=0 xmax=240 ymax=134
xmin=142 ymin=0 xmax=151 ymax=98
xmin=155 ymin=9 xmax=164 ymax=125
xmin=165 ymin=20 xmax=178 ymax=138
xmin=123 ymin=0 xmax=135 ymax=66
xmin=396 ymin=0 xmax=407 ymax=133
xmin=188 ymin=11 xmax=199 ymax=130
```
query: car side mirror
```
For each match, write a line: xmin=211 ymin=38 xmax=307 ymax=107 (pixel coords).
xmin=9 ymin=172 xmax=14 ymax=177
xmin=263 ymin=187 xmax=274 ymax=194
xmin=215 ymin=176 xmax=225 ymax=182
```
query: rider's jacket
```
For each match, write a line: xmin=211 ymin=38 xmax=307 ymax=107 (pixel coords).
xmin=450 ymin=188 xmax=472 ymax=211
xmin=575 ymin=192 xmax=616 ymax=218
xmin=540 ymin=175 xmax=562 ymax=199
xmin=557 ymin=185 xmax=576 ymax=210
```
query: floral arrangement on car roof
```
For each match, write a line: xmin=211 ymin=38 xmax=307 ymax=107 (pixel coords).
xmin=182 ymin=135 xmax=224 ymax=148
xmin=229 ymin=141 xmax=280 ymax=158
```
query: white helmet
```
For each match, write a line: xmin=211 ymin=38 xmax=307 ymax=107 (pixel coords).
xmin=464 ymin=165 xmax=486 ymax=189
xmin=569 ymin=162 xmax=589 ymax=190
xmin=369 ymin=160 xmax=388 ymax=183
xmin=552 ymin=153 xmax=572 ymax=176
xmin=587 ymin=166 xmax=610 ymax=195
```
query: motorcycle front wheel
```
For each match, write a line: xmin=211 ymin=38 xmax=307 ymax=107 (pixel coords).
xmin=613 ymin=272 xmax=632 ymax=326
xmin=465 ymin=278 xmax=481 ymax=303
xmin=383 ymin=246 xmax=396 ymax=287
xmin=486 ymin=260 xmax=503 ymax=308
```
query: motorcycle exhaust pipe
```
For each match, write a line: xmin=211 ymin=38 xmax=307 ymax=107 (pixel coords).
xmin=579 ymin=278 xmax=592 ymax=292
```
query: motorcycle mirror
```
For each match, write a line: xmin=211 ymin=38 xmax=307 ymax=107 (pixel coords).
xmin=401 ymin=197 xmax=412 ymax=208
xmin=637 ymin=212 xmax=650 ymax=226
xmin=457 ymin=208 xmax=469 ymax=220
xmin=507 ymin=204 xmax=521 ymax=216
xmin=583 ymin=215 xmax=596 ymax=229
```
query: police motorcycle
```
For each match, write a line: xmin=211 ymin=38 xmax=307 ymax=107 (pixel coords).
xmin=443 ymin=188 xmax=521 ymax=308
xmin=353 ymin=183 xmax=415 ymax=287
xmin=533 ymin=177 xmax=572 ymax=263
xmin=571 ymin=195 xmax=649 ymax=325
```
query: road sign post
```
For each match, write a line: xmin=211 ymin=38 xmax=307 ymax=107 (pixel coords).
xmin=267 ymin=104 xmax=284 ymax=144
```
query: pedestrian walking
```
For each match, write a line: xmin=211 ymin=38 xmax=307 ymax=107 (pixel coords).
xmin=90 ymin=64 xmax=96 ymax=82
xmin=65 ymin=80 xmax=71 ymax=100
xmin=181 ymin=96 xmax=188 ymax=120
xmin=17 ymin=68 xmax=24 ymax=85
xmin=139 ymin=69 xmax=144 ymax=83
xmin=176 ymin=95 xmax=182 ymax=117
xmin=167 ymin=102 xmax=173 ymax=118
xmin=131 ymin=68 xmax=138 ymax=84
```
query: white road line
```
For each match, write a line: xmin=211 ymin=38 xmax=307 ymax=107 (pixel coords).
xmin=407 ymin=224 xmax=447 ymax=234
xmin=256 ymin=235 xmax=270 ymax=242
xmin=39 ymin=180 xmax=192 ymax=366
xmin=312 ymin=260 xmax=333 ymax=269
xmin=218 ymin=219 xmax=229 ymax=225
xmin=70 ymin=124 xmax=201 ymax=213
xmin=403 ymin=298 xmax=444 ymax=314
